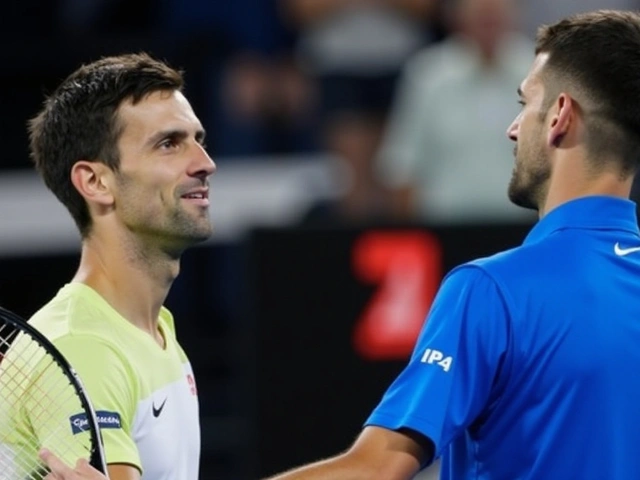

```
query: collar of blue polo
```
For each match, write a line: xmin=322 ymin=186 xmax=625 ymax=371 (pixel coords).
xmin=524 ymin=196 xmax=639 ymax=245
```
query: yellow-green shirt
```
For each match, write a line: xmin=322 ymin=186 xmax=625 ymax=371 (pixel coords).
xmin=0 ymin=283 xmax=200 ymax=479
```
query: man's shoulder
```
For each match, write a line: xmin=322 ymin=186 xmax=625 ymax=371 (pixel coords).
xmin=29 ymin=284 xmax=81 ymax=338
xmin=29 ymin=283 xmax=121 ymax=345
xmin=458 ymin=234 xmax=575 ymax=291
xmin=468 ymin=244 xmax=529 ymax=271
xmin=467 ymin=238 xmax=551 ymax=270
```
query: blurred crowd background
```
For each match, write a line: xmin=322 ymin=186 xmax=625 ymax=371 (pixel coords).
xmin=1 ymin=1 xmax=640 ymax=478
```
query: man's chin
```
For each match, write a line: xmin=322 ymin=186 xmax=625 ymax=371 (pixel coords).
xmin=164 ymin=231 xmax=213 ymax=258
xmin=508 ymin=184 xmax=538 ymax=211
xmin=188 ymin=226 xmax=214 ymax=244
xmin=170 ymin=222 xmax=214 ymax=246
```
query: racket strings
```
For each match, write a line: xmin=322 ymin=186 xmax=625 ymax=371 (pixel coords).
xmin=0 ymin=327 xmax=94 ymax=479
xmin=0 ymin=324 xmax=19 ymax=357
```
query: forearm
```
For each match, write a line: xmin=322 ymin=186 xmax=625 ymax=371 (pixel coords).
xmin=264 ymin=427 xmax=424 ymax=480
xmin=264 ymin=453 xmax=375 ymax=480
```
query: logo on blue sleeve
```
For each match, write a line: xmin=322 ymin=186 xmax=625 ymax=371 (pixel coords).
xmin=420 ymin=348 xmax=453 ymax=372
xmin=69 ymin=411 xmax=122 ymax=435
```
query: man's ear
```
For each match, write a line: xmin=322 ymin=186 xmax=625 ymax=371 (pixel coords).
xmin=547 ymin=93 xmax=574 ymax=148
xmin=70 ymin=161 xmax=115 ymax=208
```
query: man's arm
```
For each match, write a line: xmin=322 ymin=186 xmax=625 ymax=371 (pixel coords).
xmin=49 ymin=337 xmax=143 ymax=473
xmin=268 ymin=266 xmax=509 ymax=480
xmin=265 ymin=426 xmax=433 ymax=480
xmin=106 ymin=464 xmax=140 ymax=480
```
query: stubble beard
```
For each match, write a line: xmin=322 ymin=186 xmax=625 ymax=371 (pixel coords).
xmin=507 ymin=145 xmax=550 ymax=212
xmin=139 ymin=206 xmax=213 ymax=259
xmin=115 ymin=175 xmax=214 ymax=257
xmin=167 ymin=206 xmax=213 ymax=245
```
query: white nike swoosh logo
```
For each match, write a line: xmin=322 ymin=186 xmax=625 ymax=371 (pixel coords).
xmin=614 ymin=242 xmax=640 ymax=256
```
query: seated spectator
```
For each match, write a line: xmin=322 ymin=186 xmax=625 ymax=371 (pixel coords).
xmin=376 ymin=0 xmax=537 ymax=225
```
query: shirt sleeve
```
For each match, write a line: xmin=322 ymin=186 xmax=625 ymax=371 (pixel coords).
xmin=27 ymin=335 xmax=142 ymax=472
xmin=364 ymin=265 xmax=510 ymax=459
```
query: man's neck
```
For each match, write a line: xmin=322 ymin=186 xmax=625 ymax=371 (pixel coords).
xmin=540 ymin=163 xmax=633 ymax=218
xmin=72 ymin=234 xmax=180 ymax=346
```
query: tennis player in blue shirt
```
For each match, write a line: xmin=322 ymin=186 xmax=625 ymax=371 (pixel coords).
xmin=262 ymin=9 xmax=640 ymax=480
xmin=42 ymin=8 xmax=640 ymax=480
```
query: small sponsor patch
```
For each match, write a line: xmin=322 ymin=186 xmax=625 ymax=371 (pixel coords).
xmin=420 ymin=348 xmax=453 ymax=372
xmin=70 ymin=410 xmax=122 ymax=435
xmin=186 ymin=373 xmax=197 ymax=396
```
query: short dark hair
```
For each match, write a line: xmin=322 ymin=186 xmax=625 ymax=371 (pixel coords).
xmin=28 ymin=52 xmax=184 ymax=237
xmin=535 ymin=10 xmax=640 ymax=176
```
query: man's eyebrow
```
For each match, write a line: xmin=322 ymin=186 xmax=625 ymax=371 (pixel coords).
xmin=517 ymin=87 xmax=524 ymax=98
xmin=145 ymin=129 xmax=187 ymax=148
xmin=145 ymin=129 xmax=206 ymax=148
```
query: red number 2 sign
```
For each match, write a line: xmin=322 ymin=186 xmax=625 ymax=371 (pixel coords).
xmin=351 ymin=231 xmax=442 ymax=361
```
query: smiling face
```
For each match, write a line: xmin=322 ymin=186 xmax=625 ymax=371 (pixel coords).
xmin=111 ymin=89 xmax=216 ymax=253
xmin=506 ymin=54 xmax=553 ymax=211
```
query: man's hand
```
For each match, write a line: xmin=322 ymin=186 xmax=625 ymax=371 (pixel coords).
xmin=40 ymin=449 xmax=109 ymax=480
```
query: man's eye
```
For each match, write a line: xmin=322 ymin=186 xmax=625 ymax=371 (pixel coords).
xmin=518 ymin=100 xmax=526 ymax=107
xmin=159 ymin=139 xmax=177 ymax=149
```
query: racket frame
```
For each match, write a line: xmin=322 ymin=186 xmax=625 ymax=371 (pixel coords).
xmin=0 ymin=305 xmax=108 ymax=474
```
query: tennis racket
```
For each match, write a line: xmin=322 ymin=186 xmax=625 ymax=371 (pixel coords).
xmin=0 ymin=305 xmax=107 ymax=479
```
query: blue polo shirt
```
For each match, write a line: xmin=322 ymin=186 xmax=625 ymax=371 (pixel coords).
xmin=365 ymin=196 xmax=640 ymax=479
